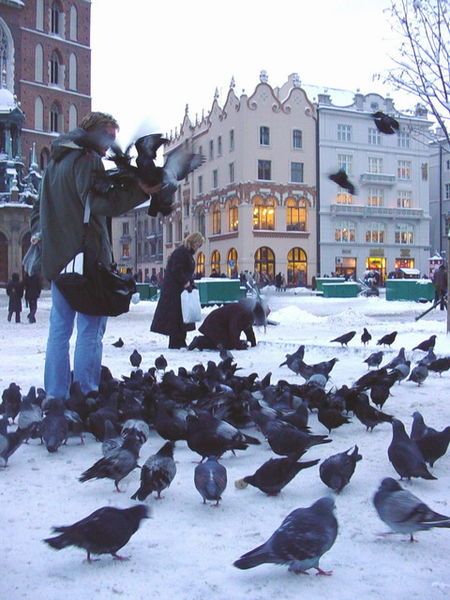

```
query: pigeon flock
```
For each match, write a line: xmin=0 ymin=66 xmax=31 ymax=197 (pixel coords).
xmin=1 ymin=293 xmax=450 ymax=598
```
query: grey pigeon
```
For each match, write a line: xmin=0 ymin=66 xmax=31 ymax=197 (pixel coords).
xmin=410 ymin=411 xmax=437 ymax=442
xmin=417 ymin=348 xmax=436 ymax=367
xmin=383 ymin=347 xmax=405 ymax=370
xmin=388 ymin=419 xmax=436 ymax=480
xmin=0 ymin=415 xmax=27 ymax=467
xmin=279 ymin=345 xmax=305 ymax=370
xmin=407 ymin=364 xmax=429 ymax=386
xmin=319 ymin=445 xmax=362 ymax=493
xmin=40 ymin=398 xmax=69 ymax=453
xmin=389 ymin=360 xmax=411 ymax=384
xmin=194 ymin=456 xmax=227 ymax=506
xmin=373 ymin=477 xmax=450 ymax=541
xmin=44 ymin=504 xmax=149 ymax=561
xmin=234 ymin=497 xmax=337 ymax=575
xmin=79 ymin=434 xmax=140 ymax=491
xmin=121 ymin=419 xmax=150 ymax=447
xmin=101 ymin=420 xmax=123 ymax=458
xmin=364 ymin=351 xmax=383 ymax=369
xmin=17 ymin=392 xmax=43 ymax=439
xmin=131 ymin=441 xmax=176 ymax=501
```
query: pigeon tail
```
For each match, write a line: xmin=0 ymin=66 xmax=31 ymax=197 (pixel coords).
xmin=234 ymin=543 xmax=271 ymax=569
xmin=44 ymin=533 xmax=72 ymax=550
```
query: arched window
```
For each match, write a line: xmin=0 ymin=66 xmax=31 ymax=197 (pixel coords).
xmin=286 ymin=197 xmax=307 ymax=232
xmin=196 ymin=252 xmax=205 ymax=277
xmin=51 ymin=2 xmax=62 ymax=35
xmin=0 ymin=21 xmax=14 ymax=90
xmin=50 ymin=51 xmax=60 ymax=85
xmin=212 ymin=203 xmax=221 ymax=235
xmin=69 ymin=104 xmax=77 ymax=130
xmin=35 ymin=96 xmax=44 ymax=130
xmin=69 ymin=5 xmax=78 ymax=40
xmin=227 ymin=248 xmax=238 ymax=277
xmin=227 ymin=199 xmax=239 ymax=232
xmin=34 ymin=44 xmax=43 ymax=82
xmin=210 ymin=250 xmax=221 ymax=275
xmin=176 ymin=219 xmax=182 ymax=242
xmin=253 ymin=197 xmax=275 ymax=230
xmin=197 ymin=210 xmax=205 ymax=237
xmin=36 ymin=0 xmax=44 ymax=30
xmin=254 ymin=246 xmax=275 ymax=281
xmin=287 ymin=247 xmax=307 ymax=286
xmin=50 ymin=102 xmax=62 ymax=132
xmin=40 ymin=147 xmax=50 ymax=171
xmin=166 ymin=222 xmax=173 ymax=243
xmin=69 ymin=53 xmax=77 ymax=90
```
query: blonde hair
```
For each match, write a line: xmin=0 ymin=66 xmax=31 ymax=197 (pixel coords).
xmin=184 ymin=232 xmax=204 ymax=250
xmin=79 ymin=111 xmax=119 ymax=132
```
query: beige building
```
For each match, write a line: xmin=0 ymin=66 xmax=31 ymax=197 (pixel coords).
xmin=113 ymin=73 xmax=318 ymax=286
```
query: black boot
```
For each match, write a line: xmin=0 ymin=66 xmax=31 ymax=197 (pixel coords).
xmin=188 ymin=336 xmax=200 ymax=351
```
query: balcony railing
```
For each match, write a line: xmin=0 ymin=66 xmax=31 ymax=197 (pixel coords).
xmin=330 ymin=204 xmax=424 ymax=219
xmin=359 ymin=172 xmax=396 ymax=185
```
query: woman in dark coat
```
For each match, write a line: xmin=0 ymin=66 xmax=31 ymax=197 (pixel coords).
xmin=6 ymin=272 xmax=24 ymax=323
xmin=188 ymin=298 xmax=267 ymax=351
xmin=151 ymin=232 xmax=204 ymax=348
xmin=24 ymin=273 xmax=42 ymax=323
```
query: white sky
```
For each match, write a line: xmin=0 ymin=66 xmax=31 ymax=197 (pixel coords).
xmin=90 ymin=0 xmax=410 ymax=144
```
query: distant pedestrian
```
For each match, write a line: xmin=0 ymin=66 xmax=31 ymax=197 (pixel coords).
xmin=275 ymin=272 xmax=283 ymax=292
xmin=433 ymin=264 xmax=447 ymax=310
xmin=24 ymin=272 xmax=42 ymax=323
xmin=6 ymin=272 xmax=24 ymax=323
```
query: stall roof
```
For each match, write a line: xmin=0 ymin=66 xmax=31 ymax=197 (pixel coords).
xmin=400 ymin=268 xmax=420 ymax=275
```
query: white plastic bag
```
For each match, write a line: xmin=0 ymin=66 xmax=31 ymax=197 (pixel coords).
xmin=181 ymin=289 xmax=202 ymax=323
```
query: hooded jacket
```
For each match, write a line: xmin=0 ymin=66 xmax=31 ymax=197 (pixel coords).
xmin=31 ymin=128 xmax=149 ymax=281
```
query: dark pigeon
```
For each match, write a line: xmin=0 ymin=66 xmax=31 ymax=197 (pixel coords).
xmin=44 ymin=504 xmax=149 ymax=561
xmin=129 ymin=350 xmax=142 ymax=368
xmin=361 ymin=328 xmax=372 ymax=346
xmin=364 ymin=351 xmax=383 ymax=369
xmin=353 ymin=394 xmax=393 ymax=431
xmin=194 ymin=456 xmax=227 ymax=506
xmin=377 ymin=331 xmax=398 ymax=347
xmin=0 ymin=415 xmax=27 ymax=467
xmin=329 ymin=169 xmax=356 ymax=195
xmin=131 ymin=441 xmax=176 ymax=501
xmin=319 ymin=445 xmax=362 ymax=493
xmin=112 ymin=337 xmax=124 ymax=348
xmin=412 ymin=335 xmax=436 ymax=353
xmin=154 ymin=354 xmax=168 ymax=372
xmin=1 ymin=382 xmax=22 ymax=422
xmin=317 ymin=404 xmax=351 ymax=434
xmin=266 ymin=420 xmax=331 ymax=457
xmin=410 ymin=411 xmax=437 ymax=442
xmin=372 ymin=111 xmax=400 ymax=135
xmin=427 ymin=357 xmax=450 ymax=376
xmin=40 ymin=398 xmax=68 ymax=453
xmin=388 ymin=419 xmax=436 ymax=480
xmin=416 ymin=427 xmax=450 ymax=467
xmin=234 ymin=497 xmax=337 ymax=575
xmin=237 ymin=456 xmax=319 ymax=495
xmin=373 ymin=478 xmax=450 ymax=542
xmin=330 ymin=331 xmax=356 ymax=347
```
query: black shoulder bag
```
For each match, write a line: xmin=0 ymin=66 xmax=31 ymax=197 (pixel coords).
xmin=55 ymin=198 xmax=136 ymax=317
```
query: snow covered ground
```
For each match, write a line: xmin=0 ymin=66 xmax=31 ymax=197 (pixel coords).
xmin=1 ymin=287 xmax=449 ymax=600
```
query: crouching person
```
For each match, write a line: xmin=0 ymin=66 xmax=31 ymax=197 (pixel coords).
xmin=188 ymin=298 xmax=268 ymax=351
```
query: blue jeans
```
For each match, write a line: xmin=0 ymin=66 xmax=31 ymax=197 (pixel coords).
xmin=45 ymin=283 xmax=108 ymax=399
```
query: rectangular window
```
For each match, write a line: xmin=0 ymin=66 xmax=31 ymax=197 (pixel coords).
xmin=398 ymin=160 xmax=412 ymax=180
xmin=258 ymin=159 xmax=271 ymax=180
xmin=209 ymin=140 xmax=214 ymax=160
xmin=369 ymin=157 xmax=383 ymax=174
xmin=212 ymin=169 xmax=218 ymax=189
xmin=337 ymin=124 xmax=352 ymax=142
xmin=397 ymin=190 xmax=412 ymax=208
xmin=292 ymin=129 xmax=302 ymax=149
xmin=335 ymin=222 xmax=355 ymax=243
xmin=445 ymin=183 xmax=450 ymax=200
xmin=395 ymin=224 xmax=414 ymax=244
xmin=336 ymin=192 xmax=352 ymax=205
xmin=260 ymin=126 xmax=270 ymax=146
xmin=365 ymin=224 xmax=385 ymax=243
xmin=137 ymin=242 xmax=142 ymax=258
xmin=229 ymin=129 xmax=234 ymax=152
xmin=368 ymin=187 xmax=384 ymax=207
xmin=338 ymin=154 xmax=353 ymax=174
xmin=229 ymin=162 xmax=235 ymax=183
xmin=368 ymin=128 xmax=381 ymax=145
xmin=290 ymin=162 xmax=304 ymax=183
xmin=398 ymin=128 xmax=410 ymax=148
xmin=217 ymin=136 xmax=222 ymax=156
xmin=122 ymin=243 xmax=130 ymax=258
xmin=198 ymin=175 xmax=203 ymax=194
xmin=167 ymin=223 xmax=173 ymax=243
xmin=122 ymin=222 xmax=129 ymax=235
xmin=184 ymin=202 xmax=190 ymax=217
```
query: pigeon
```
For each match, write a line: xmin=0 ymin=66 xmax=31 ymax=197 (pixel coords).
xmin=369 ymin=374 xmax=398 ymax=410
xmin=383 ymin=347 xmax=406 ymax=370
xmin=129 ymin=350 xmax=142 ymax=368
xmin=1 ymin=382 xmax=22 ymax=422
xmin=0 ymin=415 xmax=27 ymax=467
xmin=266 ymin=420 xmax=331 ymax=457
xmin=135 ymin=133 xmax=168 ymax=179
xmin=364 ymin=351 xmax=383 ymax=369
xmin=236 ymin=456 xmax=320 ymax=496
xmin=410 ymin=411 xmax=437 ymax=442
xmin=417 ymin=348 xmax=437 ymax=367
xmin=317 ymin=404 xmax=351 ymax=434
xmin=330 ymin=331 xmax=356 ymax=347
xmin=377 ymin=331 xmax=398 ymax=347
xmin=279 ymin=345 xmax=305 ymax=368
xmin=389 ymin=360 xmax=411 ymax=384
xmin=194 ymin=456 xmax=227 ymax=506
xmin=112 ymin=337 xmax=124 ymax=348
xmin=319 ymin=446 xmax=362 ymax=493
xmin=412 ymin=335 xmax=436 ymax=353
xmin=352 ymin=394 xmax=393 ymax=431
xmin=154 ymin=354 xmax=168 ymax=372
xmin=101 ymin=420 xmax=123 ymax=458
xmin=130 ymin=441 xmax=176 ymax=501
xmin=329 ymin=169 xmax=356 ymax=195
xmin=79 ymin=434 xmax=141 ymax=491
xmin=234 ymin=497 xmax=338 ymax=575
xmin=387 ymin=419 xmax=436 ymax=480
xmin=372 ymin=111 xmax=400 ymax=135
xmin=373 ymin=478 xmax=450 ymax=542
xmin=415 ymin=427 xmax=450 ymax=467
xmin=40 ymin=398 xmax=69 ymax=453
xmin=407 ymin=364 xmax=429 ymax=386
xmin=121 ymin=419 xmax=150 ymax=446
xmin=44 ymin=504 xmax=149 ymax=561
xmin=427 ymin=357 xmax=450 ymax=376
xmin=361 ymin=328 xmax=372 ymax=346
xmin=17 ymin=392 xmax=43 ymax=439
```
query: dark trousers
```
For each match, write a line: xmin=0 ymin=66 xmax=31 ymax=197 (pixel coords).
xmin=8 ymin=311 xmax=20 ymax=323
xmin=168 ymin=331 xmax=187 ymax=349
xmin=27 ymin=299 xmax=38 ymax=323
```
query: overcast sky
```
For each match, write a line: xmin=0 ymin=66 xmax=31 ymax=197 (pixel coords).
xmin=90 ymin=0 xmax=409 ymax=144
